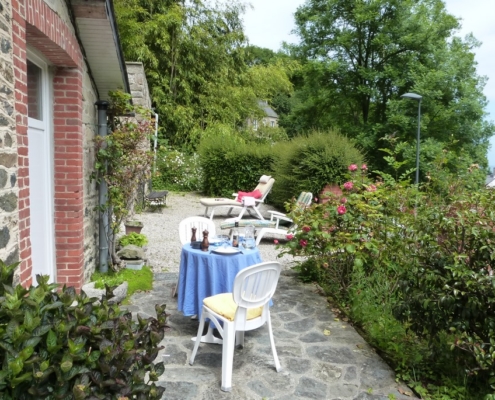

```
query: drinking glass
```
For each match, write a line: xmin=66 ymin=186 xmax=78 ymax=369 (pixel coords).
xmin=244 ymin=225 xmax=255 ymax=249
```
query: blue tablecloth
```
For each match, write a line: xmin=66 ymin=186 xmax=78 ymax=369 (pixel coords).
xmin=177 ymin=244 xmax=263 ymax=317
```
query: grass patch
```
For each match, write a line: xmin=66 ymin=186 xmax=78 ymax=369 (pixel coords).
xmin=91 ymin=266 xmax=153 ymax=303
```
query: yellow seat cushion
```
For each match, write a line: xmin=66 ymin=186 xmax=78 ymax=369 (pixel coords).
xmin=203 ymin=293 xmax=263 ymax=322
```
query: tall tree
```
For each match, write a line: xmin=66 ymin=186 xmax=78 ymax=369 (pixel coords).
xmin=290 ymin=0 xmax=493 ymax=174
xmin=114 ymin=0 xmax=292 ymax=149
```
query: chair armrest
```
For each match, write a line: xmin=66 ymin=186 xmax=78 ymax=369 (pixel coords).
xmin=268 ymin=211 xmax=292 ymax=229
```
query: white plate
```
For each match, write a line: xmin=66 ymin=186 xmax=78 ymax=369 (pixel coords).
xmin=212 ymin=247 xmax=241 ymax=255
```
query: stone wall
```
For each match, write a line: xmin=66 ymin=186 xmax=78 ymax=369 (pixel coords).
xmin=126 ymin=62 xmax=152 ymax=109
xmin=0 ymin=0 xmax=20 ymax=277
xmin=82 ymin=59 xmax=99 ymax=284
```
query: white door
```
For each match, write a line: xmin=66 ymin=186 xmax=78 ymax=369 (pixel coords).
xmin=27 ymin=52 xmax=56 ymax=283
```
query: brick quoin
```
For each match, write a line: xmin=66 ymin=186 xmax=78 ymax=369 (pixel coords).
xmin=13 ymin=0 xmax=85 ymax=291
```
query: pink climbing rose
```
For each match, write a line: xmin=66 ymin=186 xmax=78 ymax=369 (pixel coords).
xmin=367 ymin=184 xmax=377 ymax=192
xmin=274 ymin=239 xmax=279 ymax=244
xmin=299 ymin=239 xmax=308 ymax=247
xmin=337 ymin=205 xmax=347 ymax=215
xmin=343 ymin=181 xmax=354 ymax=190
xmin=340 ymin=197 xmax=347 ymax=204
xmin=286 ymin=233 xmax=294 ymax=240
xmin=302 ymin=226 xmax=311 ymax=232
xmin=348 ymin=164 xmax=358 ymax=172
xmin=361 ymin=164 xmax=368 ymax=171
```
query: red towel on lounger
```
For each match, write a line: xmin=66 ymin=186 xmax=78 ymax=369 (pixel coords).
xmin=237 ymin=189 xmax=262 ymax=203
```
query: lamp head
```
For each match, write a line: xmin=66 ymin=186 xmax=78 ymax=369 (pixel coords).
xmin=401 ymin=92 xmax=422 ymax=101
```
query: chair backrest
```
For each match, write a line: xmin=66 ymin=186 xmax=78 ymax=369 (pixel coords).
xmin=178 ymin=216 xmax=216 ymax=245
xmin=232 ymin=261 xmax=281 ymax=311
xmin=253 ymin=178 xmax=275 ymax=202
xmin=295 ymin=192 xmax=313 ymax=208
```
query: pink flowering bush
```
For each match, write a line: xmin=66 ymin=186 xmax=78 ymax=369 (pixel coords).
xmin=278 ymin=160 xmax=495 ymax=397
xmin=336 ymin=205 xmax=346 ymax=215
xmin=278 ymin=164 xmax=404 ymax=292
xmin=343 ymin=181 xmax=354 ymax=190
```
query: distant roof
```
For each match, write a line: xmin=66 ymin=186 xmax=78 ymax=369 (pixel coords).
xmin=258 ymin=100 xmax=278 ymax=118
xmin=487 ymin=175 xmax=495 ymax=187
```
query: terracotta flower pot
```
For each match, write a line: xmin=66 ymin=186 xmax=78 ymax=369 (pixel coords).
xmin=125 ymin=220 xmax=143 ymax=235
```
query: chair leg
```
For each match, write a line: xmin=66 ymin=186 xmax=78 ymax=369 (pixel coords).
xmin=190 ymin=308 xmax=207 ymax=365
xmin=237 ymin=207 xmax=246 ymax=220
xmin=266 ymin=311 xmax=282 ymax=372
xmin=227 ymin=207 xmax=233 ymax=216
xmin=235 ymin=331 xmax=245 ymax=348
xmin=172 ymin=278 xmax=178 ymax=297
xmin=172 ymin=265 xmax=181 ymax=297
xmin=221 ymin=322 xmax=235 ymax=392
xmin=204 ymin=207 xmax=209 ymax=218
xmin=255 ymin=228 xmax=266 ymax=245
xmin=252 ymin=206 xmax=264 ymax=220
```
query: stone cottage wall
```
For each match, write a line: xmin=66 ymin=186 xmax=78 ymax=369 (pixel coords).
xmin=125 ymin=62 xmax=153 ymax=211
xmin=82 ymin=60 xmax=98 ymax=284
xmin=126 ymin=62 xmax=152 ymax=109
xmin=0 ymin=0 xmax=20 ymax=276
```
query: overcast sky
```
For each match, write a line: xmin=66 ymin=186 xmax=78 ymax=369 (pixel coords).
xmin=242 ymin=0 xmax=495 ymax=168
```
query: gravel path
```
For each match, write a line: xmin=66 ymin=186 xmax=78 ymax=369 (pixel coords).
xmin=131 ymin=192 xmax=301 ymax=274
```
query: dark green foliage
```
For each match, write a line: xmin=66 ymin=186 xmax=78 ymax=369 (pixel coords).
xmin=198 ymin=134 xmax=275 ymax=197
xmin=270 ymin=130 xmax=364 ymax=208
xmin=394 ymin=189 xmax=495 ymax=391
xmin=290 ymin=0 xmax=494 ymax=173
xmin=0 ymin=263 xmax=167 ymax=399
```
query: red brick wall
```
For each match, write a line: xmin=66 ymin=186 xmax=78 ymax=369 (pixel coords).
xmin=12 ymin=0 xmax=85 ymax=290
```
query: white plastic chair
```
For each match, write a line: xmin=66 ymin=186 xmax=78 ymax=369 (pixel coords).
xmin=256 ymin=192 xmax=313 ymax=244
xmin=173 ymin=216 xmax=217 ymax=297
xmin=189 ymin=261 xmax=283 ymax=392
xmin=178 ymin=216 xmax=216 ymax=245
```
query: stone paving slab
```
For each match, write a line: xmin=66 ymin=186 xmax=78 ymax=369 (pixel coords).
xmin=124 ymin=270 xmax=418 ymax=400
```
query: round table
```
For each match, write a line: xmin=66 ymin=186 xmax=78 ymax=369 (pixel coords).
xmin=177 ymin=244 xmax=262 ymax=318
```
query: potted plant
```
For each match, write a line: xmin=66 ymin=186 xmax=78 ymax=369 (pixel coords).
xmin=124 ymin=219 xmax=144 ymax=234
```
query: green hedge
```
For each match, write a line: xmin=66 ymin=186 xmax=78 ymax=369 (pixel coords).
xmin=198 ymin=129 xmax=364 ymax=207
xmin=270 ymin=130 xmax=364 ymax=208
xmin=198 ymin=135 xmax=275 ymax=197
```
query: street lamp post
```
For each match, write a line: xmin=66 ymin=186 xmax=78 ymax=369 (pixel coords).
xmin=401 ymin=92 xmax=422 ymax=185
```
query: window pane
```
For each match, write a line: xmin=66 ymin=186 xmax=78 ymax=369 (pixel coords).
xmin=27 ymin=60 xmax=43 ymax=120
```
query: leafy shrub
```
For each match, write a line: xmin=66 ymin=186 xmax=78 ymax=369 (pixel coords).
xmin=270 ymin=130 xmax=364 ymax=208
xmin=152 ymin=147 xmax=203 ymax=192
xmin=0 ymin=261 xmax=167 ymax=399
xmin=394 ymin=188 xmax=495 ymax=393
xmin=238 ymin=125 xmax=289 ymax=144
xmin=279 ymin=162 xmax=495 ymax=398
xmin=198 ymin=133 xmax=275 ymax=197
xmin=119 ymin=232 xmax=148 ymax=247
